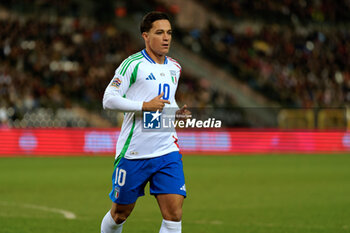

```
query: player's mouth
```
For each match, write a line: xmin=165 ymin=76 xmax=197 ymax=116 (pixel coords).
xmin=162 ymin=44 xmax=169 ymax=48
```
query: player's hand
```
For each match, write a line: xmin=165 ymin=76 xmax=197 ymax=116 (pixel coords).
xmin=175 ymin=104 xmax=192 ymax=120
xmin=142 ymin=92 xmax=170 ymax=111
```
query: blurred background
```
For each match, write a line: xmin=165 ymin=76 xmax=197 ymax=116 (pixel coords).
xmin=1 ymin=3 xmax=350 ymax=232
xmin=1 ymin=0 xmax=350 ymax=155
xmin=1 ymin=0 xmax=350 ymax=129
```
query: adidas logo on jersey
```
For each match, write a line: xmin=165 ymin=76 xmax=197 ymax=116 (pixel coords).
xmin=180 ymin=184 xmax=186 ymax=192
xmin=146 ymin=73 xmax=156 ymax=80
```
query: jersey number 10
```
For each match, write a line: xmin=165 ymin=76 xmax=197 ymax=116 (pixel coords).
xmin=158 ymin=83 xmax=170 ymax=100
xmin=115 ymin=168 xmax=126 ymax=186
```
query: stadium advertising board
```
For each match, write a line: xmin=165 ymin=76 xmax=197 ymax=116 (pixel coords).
xmin=1 ymin=128 xmax=350 ymax=156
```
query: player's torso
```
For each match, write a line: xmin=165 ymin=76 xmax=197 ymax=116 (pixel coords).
xmin=126 ymin=60 xmax=179 ymax=102
xmin=116 ymin=56 xmax=181 ymax=159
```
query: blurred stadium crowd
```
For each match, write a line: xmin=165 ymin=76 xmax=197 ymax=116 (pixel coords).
xmin=181 ymin=21 xmax=350 ymax=108
xmin=198 ymin=0 xmax=350 ymax=23
xmin=180 ymin=0 xmax=350 ymax=107
xmin=1 ymin=0 xmax=349 ymax=127
xmin=0 ymin=2 xmax=235 ymax=127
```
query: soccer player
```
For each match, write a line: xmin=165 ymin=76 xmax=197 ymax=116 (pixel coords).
xmin=101 ymin=11 xmax=190 ymax=233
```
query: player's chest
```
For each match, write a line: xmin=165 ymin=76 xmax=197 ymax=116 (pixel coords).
xmin=137 ymin=66 xmax=178 ymax=88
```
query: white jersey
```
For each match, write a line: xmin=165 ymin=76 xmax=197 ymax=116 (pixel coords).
xmin=103 ymin=49 xmax=181 ymax=160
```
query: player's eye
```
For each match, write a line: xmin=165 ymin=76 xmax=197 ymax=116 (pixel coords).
xmin=168 ymin=31 xmax=172 ymax=35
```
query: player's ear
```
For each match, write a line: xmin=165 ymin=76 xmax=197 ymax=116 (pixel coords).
xmin=142 ymin=32 xmax=148 ymax=41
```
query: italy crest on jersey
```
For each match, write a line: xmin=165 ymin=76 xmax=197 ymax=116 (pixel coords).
xmin=114 ymin=187 xmax=120 ymax=199
xmin=170 ymin=70 xmax=177 ymax=85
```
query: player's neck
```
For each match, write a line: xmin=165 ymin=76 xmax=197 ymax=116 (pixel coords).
xmin=145 ymin=48 xmax=165 ymax=64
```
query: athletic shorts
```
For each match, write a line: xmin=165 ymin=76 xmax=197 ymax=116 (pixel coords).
xmin=109 ymin=151 xmax=186 ymax=204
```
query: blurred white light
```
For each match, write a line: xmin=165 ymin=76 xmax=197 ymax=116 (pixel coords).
xmin=20 ymin=41 xmax=27 ymax=49
xmin=306 ymin=41 xmax=314 ymax=51
xmin=20 ymin=40 xmax=36 ymax=50
xmin=0 ymin=108 xmax=7 ymax=121
xmin=4 ymin=44 xmax=11 ymax=55
xmin=50 ymin=61 xmax=60 ymax=71
xmin=63 ymin=61 xmax=74 ymax=72
xmin=335 ymin=71 xmax=343 ymax=84
xmin=28 ymin=41 xmax=36 ymax=49
xmin=50 ymin=61 xmax=78 ymax=72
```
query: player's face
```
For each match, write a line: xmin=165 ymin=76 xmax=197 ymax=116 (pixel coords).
xmin=143 ymin=19 xmax=172 ymax=56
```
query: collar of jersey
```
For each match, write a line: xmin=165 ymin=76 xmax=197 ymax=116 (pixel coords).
xmin=141 ymin=49 xmax=168 ymax=64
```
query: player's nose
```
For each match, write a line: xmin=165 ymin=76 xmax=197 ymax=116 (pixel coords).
xmin=163 ymin=33 xmax=170 ymax=41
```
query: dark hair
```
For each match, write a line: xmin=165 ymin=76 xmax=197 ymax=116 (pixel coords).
xmin=140 ymin=11 xmax=170 ymax=34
